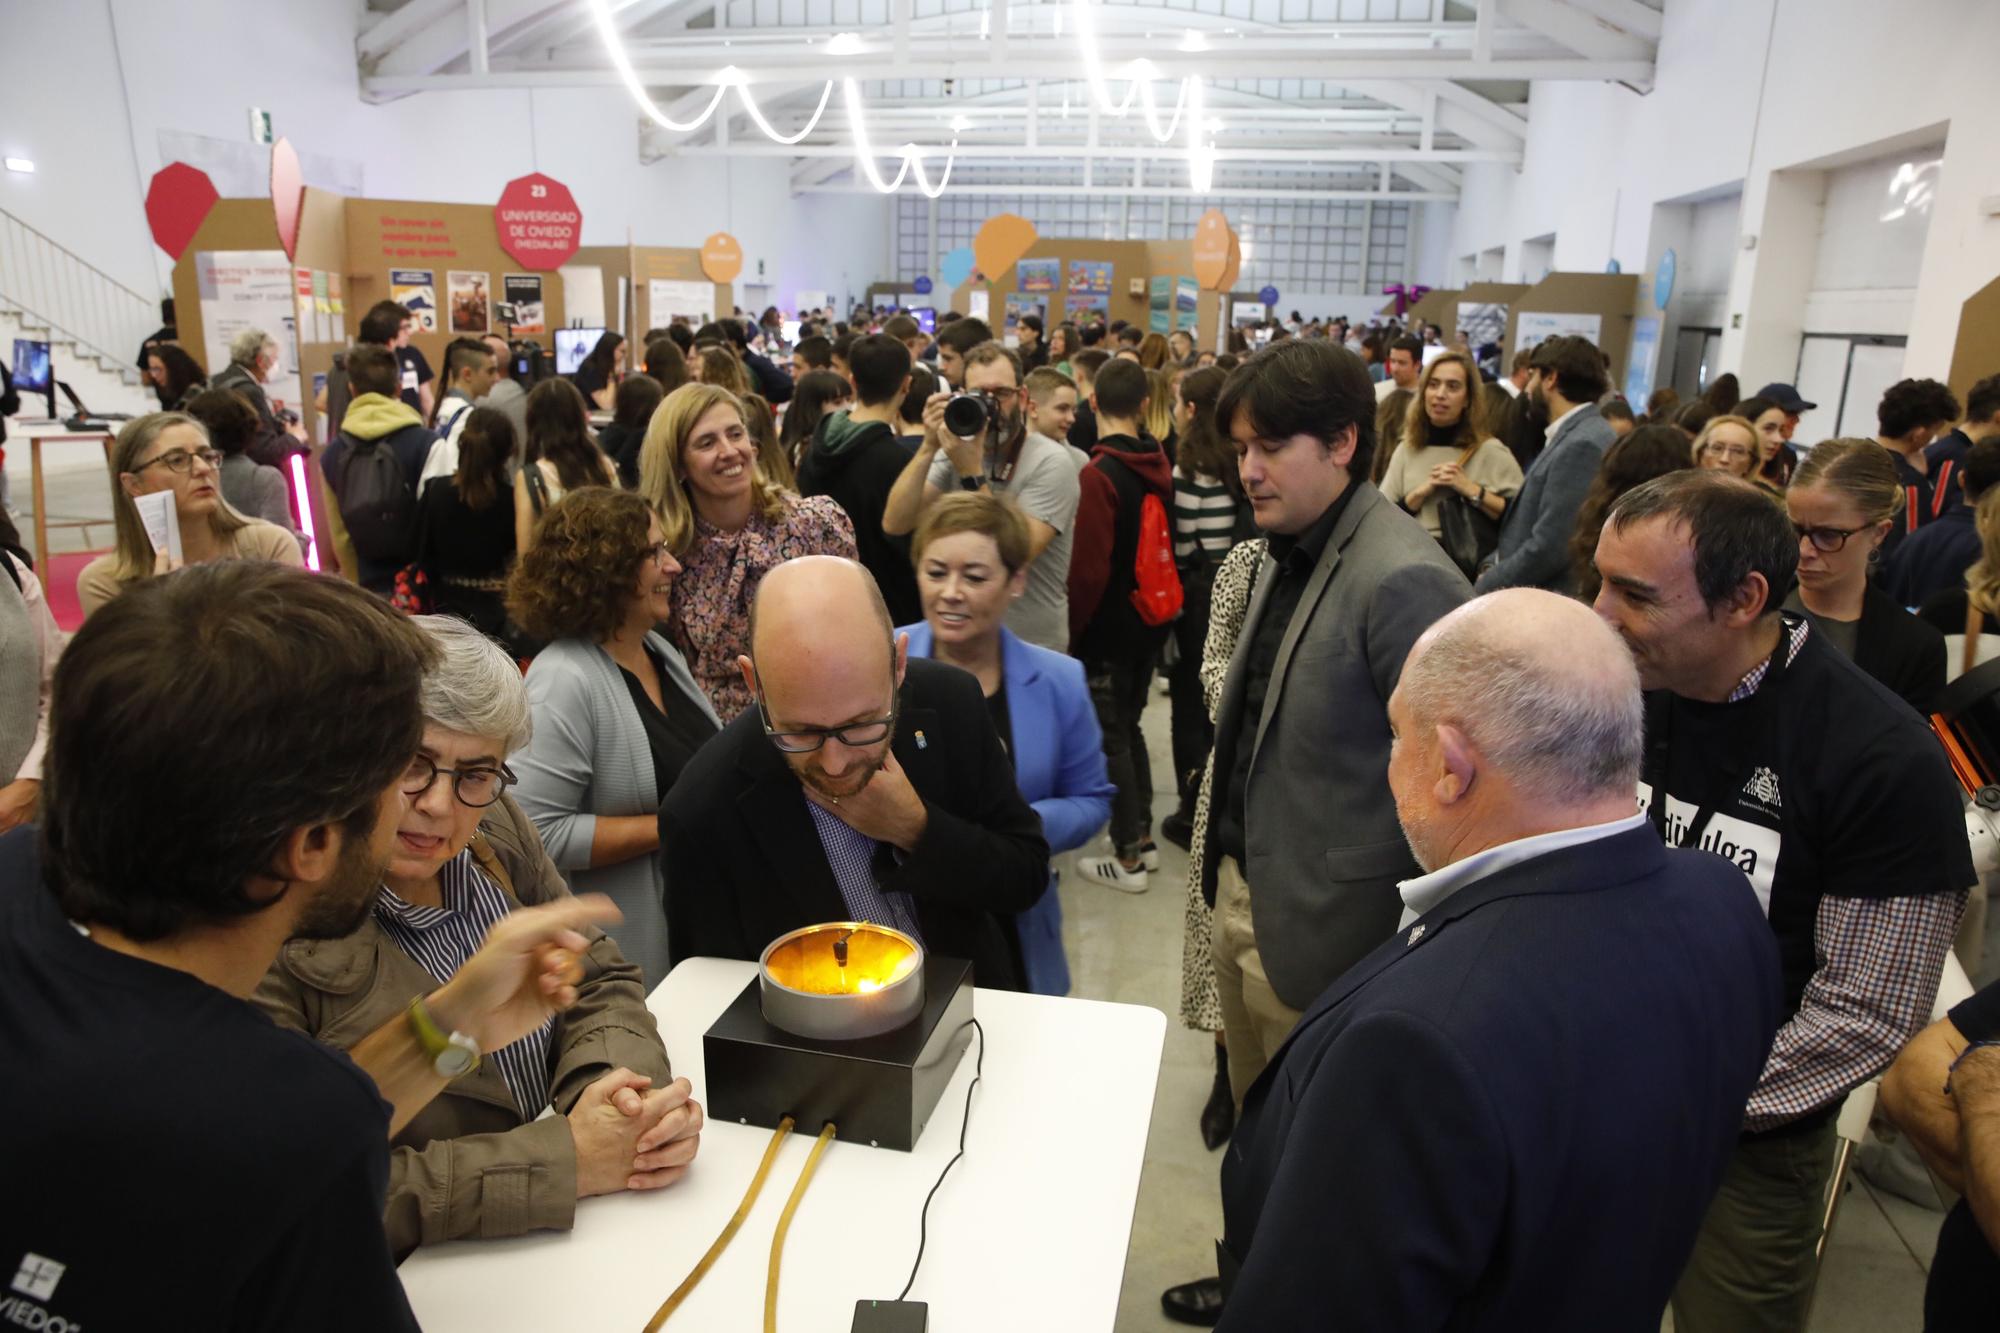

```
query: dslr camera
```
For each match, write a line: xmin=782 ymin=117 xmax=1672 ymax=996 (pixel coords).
xmin=943 ymin=390 xmax=1001 ymax=439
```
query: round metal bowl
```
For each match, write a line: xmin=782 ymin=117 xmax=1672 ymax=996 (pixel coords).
xmin=758 ymin=922 xmax=926 ymax=1042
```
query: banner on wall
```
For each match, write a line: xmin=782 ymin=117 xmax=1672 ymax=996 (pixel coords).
xmin=196 ymin=249 xmax=302 ymax=414
xmin=1515 ymin=310 xmax=1602 ymax=351
xmin=1017 ymin=259 xmax=1060 ymax=294
xmin=390 ymin=269 xmax=438 ymax=331
xmin=502 ymin=274 xmax=545 ymax=334
xmin=1148 ymin=276 xmax=1175 ymax=335
xmin=449 ymin=271 xmax=491 ymax=333
xmin=649 ymin=279 xmax=716 ymax=328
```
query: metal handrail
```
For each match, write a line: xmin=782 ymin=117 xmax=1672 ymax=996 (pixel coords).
xmin=0 ymin=207 xmax=158 ymax=377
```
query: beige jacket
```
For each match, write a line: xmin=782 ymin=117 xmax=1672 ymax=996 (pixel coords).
xmin=253 ymin=795 xmax=672 ymax=1257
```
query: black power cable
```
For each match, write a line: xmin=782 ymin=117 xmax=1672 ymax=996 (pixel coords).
xmin=895 ymin=1018 xmax=986 ymax=1301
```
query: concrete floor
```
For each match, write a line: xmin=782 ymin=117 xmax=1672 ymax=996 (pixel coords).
xmin=1056 ymin=688 xmax=1946 ymax=1333
xmin=10 ymin=447 xmax=1954 ymax=1331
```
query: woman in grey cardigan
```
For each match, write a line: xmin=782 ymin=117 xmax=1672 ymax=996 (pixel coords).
xmin=506 ymin=488 xmax=721 ymax=984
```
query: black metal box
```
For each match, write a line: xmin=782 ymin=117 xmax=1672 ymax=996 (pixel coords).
xmin=702 ymin=956 xmax=975 ymax=1151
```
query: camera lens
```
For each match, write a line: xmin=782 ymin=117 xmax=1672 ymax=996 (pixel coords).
xmin=943 ymin=393 xmax=989 ymax=438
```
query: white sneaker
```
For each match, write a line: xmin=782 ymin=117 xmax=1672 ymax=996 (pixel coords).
xmin=1140 ymin=842 xmax=1161 ymax=873
xmin=1079 ymin=855 xmax=1150 ymax=894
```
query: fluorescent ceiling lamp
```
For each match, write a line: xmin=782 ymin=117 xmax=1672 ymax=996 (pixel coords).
xmin=825 ymin=31 xmax=865 ymax=54
xmin=3 ymin=157 xmax=33 ymax=174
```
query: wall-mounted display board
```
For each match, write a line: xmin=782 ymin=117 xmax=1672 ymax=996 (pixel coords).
xmin=1502 ymin=272 xmax=1641 ymax=388
xmin=950 ymin=236 xmax=1219 ymax=351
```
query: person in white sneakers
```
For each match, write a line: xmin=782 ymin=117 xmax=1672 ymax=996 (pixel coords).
xmin=418 ymin=338 xmax=500 ymax=487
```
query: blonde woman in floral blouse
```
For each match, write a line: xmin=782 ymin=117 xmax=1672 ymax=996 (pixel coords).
xmin=638 ymin=383 xmax=857 ymax=721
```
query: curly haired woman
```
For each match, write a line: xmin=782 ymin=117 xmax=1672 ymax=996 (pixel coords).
xmin=505 ymin=486 xmax=721 ymax=983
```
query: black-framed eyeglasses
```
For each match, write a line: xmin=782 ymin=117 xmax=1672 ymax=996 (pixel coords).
xmin=755 ymin=684 xmax=898 ymax=754
xmin=1792 ymin=522 xmax=1869 ymax=553
xmin=133 ymin=446 xmax=222 ymax=476
xmin=400 ymin=753 xmax=518 ymax=808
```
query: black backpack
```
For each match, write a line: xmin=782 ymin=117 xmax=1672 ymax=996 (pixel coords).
xmin=335 ymin=433 xmax=417 ymax=564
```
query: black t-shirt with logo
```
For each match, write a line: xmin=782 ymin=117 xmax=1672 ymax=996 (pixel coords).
xmin=1926 ymin=978 xmax=2000 ymax=1331
xmin=396 ymin=345 xmax=434 ymax=412
xmin=1639 ymin=623 xmax=1970 ymax=1028
xmin=0 ymin=831 xmax=420 ymax=1333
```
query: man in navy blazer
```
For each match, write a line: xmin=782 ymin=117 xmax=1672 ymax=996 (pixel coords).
xmin=1215 ymin=589 xmax=1780 ymax=1330
xmin=1475 ymin=334 xmax=1616 ymax=593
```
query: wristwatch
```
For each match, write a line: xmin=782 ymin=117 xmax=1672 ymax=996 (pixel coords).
xmin=408 ymin=996 xmax=481 ymax=1078
xmin=957 ymin=473 xmax=987 ymax=492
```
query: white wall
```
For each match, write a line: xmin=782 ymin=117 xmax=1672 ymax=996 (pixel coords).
xmin=0 ymin=0 xmax=890 ymax=312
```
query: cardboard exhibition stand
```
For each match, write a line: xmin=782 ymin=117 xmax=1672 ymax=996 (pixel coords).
xmin=1503 ymin=272 xmax=1642 ymax=389
xmin=1444 ymin=282 xmax=1530 ymax=348
xmin=948 ymin=238 xmax=1221 ymax=351
xmin=1948 ymin=274 xmax=2000 ymax=405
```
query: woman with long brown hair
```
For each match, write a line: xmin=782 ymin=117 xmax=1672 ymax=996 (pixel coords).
xmin=1376 ymin=351 xmax=1521 ymax=574
xmin=636 ymin=383 xmax=856 ymax=720
xmin=418 ymin=407 xmax=521 ymax=646
xmin=78 ymin=412 xmax=301 ymax=616
xmin=514 ymin=378 xmax=617 ymax=552
xmin=1137 ymin=332 xmax=1171 ymax=371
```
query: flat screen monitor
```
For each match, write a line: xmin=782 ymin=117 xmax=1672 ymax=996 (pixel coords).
xmin=912 ymin=307 xmax=937 ymax=335
xmin=12 ymin=338 xmax=51 ymax=392
xmin=555 ymin=328 xmax=605 ymax=376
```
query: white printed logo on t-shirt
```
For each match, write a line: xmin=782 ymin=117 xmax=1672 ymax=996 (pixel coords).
xmin=11 ymin=1253 xmax=64 ymax=1300
xmin=1636 ymin=781 xmax=1779 ymax=917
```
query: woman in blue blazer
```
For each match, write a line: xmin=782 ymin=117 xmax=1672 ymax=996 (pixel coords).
xmin=900 ymin=492 xmax=1114 ymax=995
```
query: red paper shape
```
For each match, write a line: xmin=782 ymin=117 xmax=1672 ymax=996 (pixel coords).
xmin=495 ymin=173 xmax=583 ymax=271
xmin=144 ymin=163 xmax=218 ymax=261
xmin=270 ymin=138 xmax=304 ymax=260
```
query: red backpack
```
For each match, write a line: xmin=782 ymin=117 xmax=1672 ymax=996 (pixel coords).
xmin=1129 ymin=491 xmax=1184 ymax=626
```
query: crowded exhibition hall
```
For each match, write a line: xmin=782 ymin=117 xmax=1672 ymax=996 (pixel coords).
xmin=7 ymin=0 xmax=2000 ymax=1329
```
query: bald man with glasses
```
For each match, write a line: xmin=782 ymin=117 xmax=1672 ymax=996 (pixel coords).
xmin=658 ymin=556 xmax=1050 ymax=989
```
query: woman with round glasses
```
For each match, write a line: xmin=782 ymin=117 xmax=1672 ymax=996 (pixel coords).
xmin=507 ymin=488 xmax=721 ymax=983
xmin=78 ymin=412 xmax=303 ymax=618
xmin=255 ymin=615 xmax=698 ymax=1258
xmin=1785 ymin=437 xmax=1944 ymax=712
xmin=1690 ymin=415 xmax=1770 ymax=490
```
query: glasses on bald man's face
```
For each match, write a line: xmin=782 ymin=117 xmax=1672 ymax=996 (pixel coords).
xmin=755 ymin=682 xmax=898 ymax=754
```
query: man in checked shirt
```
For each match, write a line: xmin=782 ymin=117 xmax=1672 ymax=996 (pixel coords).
xmin=1591 ymin=470 xmax=1971 ymax=1333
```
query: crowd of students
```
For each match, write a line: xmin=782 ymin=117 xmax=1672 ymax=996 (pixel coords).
xmin=7 ymin=292 xmax=2000 ymax=1331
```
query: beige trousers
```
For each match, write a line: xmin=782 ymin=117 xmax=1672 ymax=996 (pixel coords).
xmin=1209 ymin=855 xmax=1305 ymax=1107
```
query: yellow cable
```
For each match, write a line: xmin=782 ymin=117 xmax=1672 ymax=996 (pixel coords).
xmin=764 ymin=1122 xmax=839 ymax=1333
xmin=643 ymin=1115 xmax=796 ymax=1333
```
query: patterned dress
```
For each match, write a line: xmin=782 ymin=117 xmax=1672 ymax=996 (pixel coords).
xmin=667 ymin=493 xmax=859 ymax=722
xmin=1179 ymin=536 xmax=1267 ymax=1033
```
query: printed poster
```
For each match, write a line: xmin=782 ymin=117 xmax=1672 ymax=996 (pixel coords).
xmin=1068 ymin=260 xmax=1113 ymax=297
xmin=1514 ymin=310 xmax=1603 ymax=352
xmin=448 ymin=270 xmax=490 ymax=333
xmin=1016 ymin=258 xmax=1060 ymax=294
xmin=1148 ymin=276 xmax=1177 ymax=334
xmin=196 ymin=249 xmax=302 ymax=416
xmin=294 ymin=267 xmax=316 ymax=344
xmin=390 ymin=268 xmax=438 ymax=331
xmin=648 ymin=278 xmax=716 ymax=329
xmin=326 ymin=271 xmax=344 ymax=318
xmin=1176 ymin=277 xmax=1199 ymax=323
xmin=1065 ymin=291 xmax=1109 ymax=318
xmin=502 ymin=274 xmax=545 ymax=334
xmin=1456 ymin=302 xmax=1508 ymax=354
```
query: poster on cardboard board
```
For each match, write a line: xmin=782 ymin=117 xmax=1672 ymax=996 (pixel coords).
xmin=196 ymin=249 xmax=302 ymax=415
xmin=448 ymin=271 xmax=490 ymax=333
xmin=390 ymin=269 xmax=438 ymax=331
xmin=1003 ymin=293 xmax=1045 ymax=337
xmin=1065 ymin=291 xmax=1109 ymax=318
xmin=1017 ymin=258 xmax=1060 ymax=294
xmin=648 ymin=279 xmax=716 ymax=330
xmin=1456 ymin=303 xmax=1508 ymax=354
xmin=1068 ymin=260 xmax=1113 ymax=296
xmin=1176 ymin=277 xmax=1199 ymax=320
xmin=968 ymin=289 xmax=991 ymax=323
xmin=502 ymin=274 xmax=545 ymax=334
xmin=1514 ymin=310 xmax=1602 ymax=352
xmin=1148 ymin=275 xmax=1175 ymax=334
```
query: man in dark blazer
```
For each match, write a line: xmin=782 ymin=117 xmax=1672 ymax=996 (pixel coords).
xmin=1214 ymin=589 xmax=1781 ymax=1330
xmin=659 ymin=557 xmax=1049 ymax=989
xmin=1165 ymin=338 xmax=1467 ymax=1326
xmin=1475 ymin=334 xmax=1616 ymax=592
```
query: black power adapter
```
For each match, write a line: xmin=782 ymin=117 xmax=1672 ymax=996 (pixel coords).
xmin=851 ymin=1298 xmax=928 ymax=1331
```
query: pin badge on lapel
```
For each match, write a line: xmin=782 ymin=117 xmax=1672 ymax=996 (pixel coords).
xmin=1406 ymin=923 xmax=1425 ymax=946
xmin=915 ymin=730 xmax=928 ymax=750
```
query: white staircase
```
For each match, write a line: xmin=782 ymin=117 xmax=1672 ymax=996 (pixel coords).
xmin=0 ymin=206 xmax=159 ymax=398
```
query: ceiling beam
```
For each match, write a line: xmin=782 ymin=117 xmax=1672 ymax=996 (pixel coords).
xmin=362 ymin=0 xmax=574 ymax=82
xmin=794 ymin=182 xmax=1453 ymax=201
xmin=1498 ymin=0 xmax=1655 ymax=64
xmin=662 ymin=142 xmax=1512 ymax=163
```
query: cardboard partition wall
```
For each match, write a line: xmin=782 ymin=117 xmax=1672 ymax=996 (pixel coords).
xmin=949 ymin=237 xmax=1218 ymax=350
xmin=1948 ymin=273 xmax=2000 ymax=406
xmin=1446 ymin=282 xmax=1529 ymax=349
xmin=1503 ymin=272 xmax=1641 ymax=389
xmin=1404 ymin=288 xmax=1459 ymax=330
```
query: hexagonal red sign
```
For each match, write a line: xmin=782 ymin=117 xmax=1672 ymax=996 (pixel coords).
xmin=494 ymin=173 xmax=582 ymax=271
xmin=145 ymin=162 xmax=219 ymax=260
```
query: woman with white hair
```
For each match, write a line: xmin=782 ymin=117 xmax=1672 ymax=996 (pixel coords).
xmin=255 ymin=615 xmax=700 ymax=1257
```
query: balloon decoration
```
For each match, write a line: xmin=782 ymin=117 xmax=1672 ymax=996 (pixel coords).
xmin=971 ymin=214 xmax=1037 ymax=286
xmin=938 ymin=246 xmax=976 ymax=292
xmin=700 ymin=232 xmax=744 ymax=283
xmin=270 ymin=138 xmax=304 ymax=261
xmin=1382 ymin=283 xmax=1433 ymax=317
xmin=144 ymin=162 xmax=219 ymax=260
xmin=1192 ymin=209 xmax=1237 ymax=291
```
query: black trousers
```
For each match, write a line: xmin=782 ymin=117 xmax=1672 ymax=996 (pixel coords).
xmin=1168 ymin=564 xmax=1217 ymax=818
xmin=1085 ymin=652 xmax=1158 ymax=856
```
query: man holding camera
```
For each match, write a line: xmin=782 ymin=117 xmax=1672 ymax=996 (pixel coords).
xmin=882 ymin=341 xmax=1081 ymax=654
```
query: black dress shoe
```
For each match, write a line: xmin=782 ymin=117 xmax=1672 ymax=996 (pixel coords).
xmin=1161 ymin=1276 xmax=1224 ymax=1326
xmin=1199 ymin=1056 xmax=1235 ymax=1151
xmin=1160 ymin=812 xmax=1195 ymax=852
